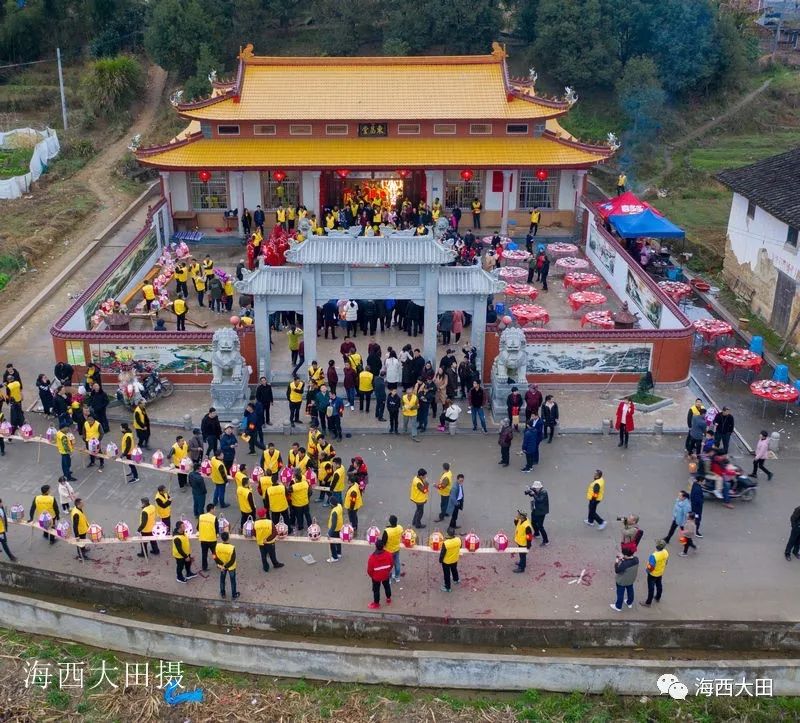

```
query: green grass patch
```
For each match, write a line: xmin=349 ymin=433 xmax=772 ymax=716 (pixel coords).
xmin=688 ymin=130 xmax=800 ymax=173
xmin=45 ymin=689 xmax=72 ymax=710
xmin=625 ymin=392 xmax=664 ymax=405
xmin=561 ymin=94 xmax=628 ymax=143
xmin=0 ymin=147 xmax=33 ymax=179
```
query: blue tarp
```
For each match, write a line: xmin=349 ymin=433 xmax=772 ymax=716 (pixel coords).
xmin=608 ymin=208 xmax=685 ymax=239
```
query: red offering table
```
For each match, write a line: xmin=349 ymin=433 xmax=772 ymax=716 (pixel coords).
xmin=568 ymin=291 xmax=607 ymax=312
xmin=554 ymin=256 xmax=590 ymax=274
xmin=581 ymin=310 xmax=614 ymax=329
xmin=498 ymin=266 xmax=528 ymax=282
xmin=716 ymin=347 xmax=763 ymax=376
xmin=510 ymin=303 xmax=550 ymax=326
xmin=547 ymin=242 xmax=579 ymax=258
xmin=750 ymin=379 xmax=799 ymax=418
xmin=693 ymin=318 xmax=733 ymax=347
xmin=504 ymin=283 xmax=539 ymax=300
xmin=564 ymin=272 xmax=601 ymax=291
xmin=657 ymin=280 xmax=692 ymax=302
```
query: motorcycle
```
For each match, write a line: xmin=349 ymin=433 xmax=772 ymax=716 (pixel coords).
xmin=699 ymin=464 xmax=758 ymax=502
xmin=116 ymin=366 xmax=174 ymax=410
xmin=142 ymin=369 xmax=174 ymax=401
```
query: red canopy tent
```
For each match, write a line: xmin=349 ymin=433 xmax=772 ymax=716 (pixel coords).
xmin=595 ymin=191 xmax=664 ymax=220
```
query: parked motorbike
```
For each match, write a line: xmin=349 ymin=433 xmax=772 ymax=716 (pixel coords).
xmin=142 ymin=369 xmax=174 ymax=401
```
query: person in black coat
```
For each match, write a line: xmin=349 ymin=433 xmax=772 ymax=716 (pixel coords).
xmin=36 ymin=374 xmax=54 ymax=416
xmin=506 ymin=386 xmax=523 ymax=431
xmin=526 ymin=480 xmax=550 ymax=545
xmin=689 ymin=478 xmax=705 ymax=538
xmin=322 ymin=300 xmax=338 ymax=340
xmin=540 ymin=256 xmax=550 ymax=292
xmin=54 ymin=361 xmax=74 ymax=387
xmin=713 ymin=407 xmax=735 ymax=455
xmin=88 ymin=382 xmax=110 ymax=433
xmin=201 ymin=408 xmax=223 ymax=456
xmin=255 ymin=377 xmax=274 ymax=426
xmin=541 ymin=395 xmax=559 ymax=443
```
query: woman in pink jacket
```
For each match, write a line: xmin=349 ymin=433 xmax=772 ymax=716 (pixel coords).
xmin=451 ymin=310 xmax=464 ymax=343
xmin=751 ymin=430 xmax=773 ymax=480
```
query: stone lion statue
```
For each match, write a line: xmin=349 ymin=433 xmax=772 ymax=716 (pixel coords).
xmin=492 ymin=326 xmax=528 ymax=384
xmin=211 ymin=328 xmax=244 ymax=383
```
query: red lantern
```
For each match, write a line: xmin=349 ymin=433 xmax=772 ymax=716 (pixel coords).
xmin=397 ymin=169 xmax=410 ymax=179
xmin=198 ymin=169 xmax=212 ymax=183
xmin=535 ymin=168 xmax=549 ymax=182
xmin=492 ymin=530 xmax=509 ymax=551
xmin=460 ymin=169 xmax=474 ymax=182
xmin=273 ymin=169 xmax=287 ymax=183
xmin=336 ymin=169 xmax=350 ymax=179
xmin=464 ymin=530 xmax=481 ymax=552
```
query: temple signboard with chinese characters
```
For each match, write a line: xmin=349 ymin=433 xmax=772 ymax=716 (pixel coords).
xmin=358 ymin=123 xmax=388 ymax=137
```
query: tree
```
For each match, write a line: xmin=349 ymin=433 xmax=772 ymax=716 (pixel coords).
xmin=605 ymin=0 xmax=657 ymax=66
xmin=183 ymin=43 xmax=222 ymax=101
xmin=311 ymin=0 xmax=382 ymax=56
xmin=513 ymin=0 xmax=540 ymax=44
xmin=80 ymin=54 xmax=144 ymax=117
xmin=532 ymin=0 xmax=620 ymax=88
xmin=615 ymin=55 xmax=665 ymax=135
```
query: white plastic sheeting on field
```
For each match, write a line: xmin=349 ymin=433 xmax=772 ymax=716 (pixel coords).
xmin=0 ymin=127 xmax=60 ymax=200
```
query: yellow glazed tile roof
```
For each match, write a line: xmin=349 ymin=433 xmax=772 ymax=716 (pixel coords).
xmin=180 ymin=57 xmax=562 ymax=121
xmin=137 ymin=135 xmax=610 ymax=170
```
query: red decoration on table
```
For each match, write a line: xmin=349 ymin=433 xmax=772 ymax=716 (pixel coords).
xmin=510 ymin=303 xmax=550 ymax=326
xmin=750 ymin=380 xmax=799 ymax=403
xmin=568 ymin=291 xmax=607 ymax=311
xmin=504 ymin=283 xmax=539 ymax=300
xmin=564 ymin=272 xmax=601 ymax=291
xmin=716 ymin=347 xmax=764 ymax=376
xmin=272 ymin=169 xmax=287 ymax=183
xmin=547 ymin=242 xmax=579 ymax=257
xmin=657 ymin=280 xmax=692 ymax=301
xmin=197 ymin=169 xmax=212 ymax=183
xmin=581 ymin=310 xmax=614 ymax=329
xmin=535 ymin=168 xmax=549 ymax=181
xmin=693 ymin=318 xmax=733 ymax=342
xmin=555 ymin=256 xmax=590 ymax=271
xmin=460 ymin=169 xmax=474 ymax=181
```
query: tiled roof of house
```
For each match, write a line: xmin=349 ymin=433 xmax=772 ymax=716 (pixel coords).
xmin=285 ymin=234 xmax=455 ymax=265
xmin=438 ymin=266 xmax=506 ymax=295
xmin=234 ymin=266 xmax=302 ymax=296
xmin=716 ymin=147 xmax=800 ymax=229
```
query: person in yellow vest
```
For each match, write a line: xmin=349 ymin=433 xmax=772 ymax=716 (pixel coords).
xmin=29 ymin=483 xmax=59 ymax=545
xmin=172 ymin=519 xmax=197 ymax=583
xmin=188 ymin=259 xmax=201 ymax=278
xmin=141 ymin=281 xmax=156 ymax=312
xmin=326 ymin=499 xmax=344 ymax=563
xmin=287 ymin=441 xmax=301 ymax=468
xmin=192 ymin=271 xmax=206 ymax=307
xmin=133 ymin=402 xmax=150 ymax=449
xmin=316 ymin=435 xmax=335 ymax=466
xmin=71 ymin=497 xmax=90 ymax=561
xmin=210 ymin=452 xmax=230 ymax=509
xmin=223 ymin=276 xmax=235 ymax=313
xmin=410 ymin=468 xmax=429 ymax=529
xmin=435 ymin=462 xmax=453 ymax=522
xmin=439 ymin=527 xmax=462 ymax=592
xmin=287 ymin=204 xmax=296 ymax=231
xmin=401 ymin=387 xmax=419 ymax=441
xmin=155 ymin=484 xmax=172 ymax=531
xmin=290 ymin=468 xmax=311 ymax=531
xmin=174 ymin=261 xmax=189 ymax=297
xmin=585 ymin=469 xmax=606 ymax=530
xmin=616 ymin=173 xmax=626 ymax=196
xmin=306 ymin=422 xmax=322 ymax=462
xmin=198 ymin=503 xmax=219 ymax=571
xmin=471 ymin=197 xmax=482 ymax=229
xmin=287 ymin=373 xmax=305 ymax=428
xmin=357 ymin=368 xmax=374 ymax=414
xmin=344 ymin=474 xmax=363 ymax=534
xmin=293 ymin=447 xmax=311 ymax=474
xmin=119 ymin=422 xmax=139 ymax=482
xmin=236 ymin=474 xmax=256 ymax=531
xmin=170 ymin=434 xmax=190 ymax=489
xmin=381 ymin=514 xmax=404 ymax=582
xmin=330 ymin=457 xmax=346 ymax=506
xmin=513 ymin=510 xmax=534 ymax=573
xmin=0 ymin=498 xmax=17 ymax=562
xmin=325 ymin=211 xmax=335 ymax=232
xmin=254 ymin=508 xmax=284 ymax=572
xmin=136 ymin=496 xmax=160 ymax=557
xmin=529 ymin=208 xmax=541 ymax=236
xmin=55 ymin=424 xmax=77 ymax=482
xmin=262 ymin=442 xmax=283 ymax=477
xmin=173 ymin=294 xmax=188 ymax=331
xmin=298 ymin=206 xmax=308 ymax=222
xmin=266 ymin=478 xmax=290 ymax=532
xmin=83 ymin=413 xmax=104 ymax=470
xmin=308 ymin=360 xmax=325 ymax=386
xmin=276 ymin=204 xmax=287 ymax=230
xmin=202 ymin=254 xmax=215 ymax=280
xmin=641 ymin=539 xmax=669 ymax=606
xmin=317 ymin=460 xmax=333 ymax=505
xmin=214 ymin=531 xmax=239 ymax=599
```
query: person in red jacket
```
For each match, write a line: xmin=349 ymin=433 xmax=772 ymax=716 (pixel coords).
xmin=366 ymin=539 xmax=394 ymax=609
xmin=615 ymin=400 xmax=635 ymax=448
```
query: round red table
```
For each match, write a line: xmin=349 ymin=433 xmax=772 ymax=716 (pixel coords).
xmin=498 ymin=266 xmax=528 ymax=283
xmin=547 ymin=242 xmax=579 ymax=258
xmin=564 ymin=272 xmax=601 ymax=291
xmin=568 ymin=291 xmax=607 ymax=312
xmin=657 ymin=280 xmax=692 ymax=302
xmin=510 ymin=303 xmax=550 ymax=326
xmin=554 ymin=256 xmax=590 ymax=274
xmin=501 ymin=249 xmax=531 ymax=268
xmin=581 ymin=310 xmax=614 ymax=329
xmin=504 ymin=283 xmax=539 ymax=300
xmin=716 ymin=347 xmax=763 ymax=376
xmin=693 ymin=318 xmax=733 ymax=346
xmin=750 ymin=379 xmax=799 ymax=417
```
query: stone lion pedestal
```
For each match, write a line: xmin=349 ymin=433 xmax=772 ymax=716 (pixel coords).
xmin=490 ymin=326 xmax=529 ymax=419
xmin=210 ymin=328 xmax=251 ymax=423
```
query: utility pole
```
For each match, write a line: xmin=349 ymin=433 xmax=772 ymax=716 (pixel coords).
xmin=56 ymin=47 xmax=68 ymax=131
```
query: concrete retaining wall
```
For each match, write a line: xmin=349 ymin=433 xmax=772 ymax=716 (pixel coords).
xmin=1 ymin=591 xmax=799 ymax=693
xmin=2 ymin=564 xmax=800 ymax=654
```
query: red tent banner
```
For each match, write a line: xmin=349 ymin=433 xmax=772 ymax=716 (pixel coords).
xmin=595 ymin=191 xmax=664 ymax=220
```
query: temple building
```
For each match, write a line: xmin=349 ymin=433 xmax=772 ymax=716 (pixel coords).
xmin=136 ymin=43 xmax=614 ymax=235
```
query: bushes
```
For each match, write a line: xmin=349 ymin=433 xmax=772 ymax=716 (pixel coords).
xmin=80 ymin=56 xmax=144 ymax=119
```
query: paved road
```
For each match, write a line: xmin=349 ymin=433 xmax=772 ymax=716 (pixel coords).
xmin=1 ymin=425 xmax=797 ymax=621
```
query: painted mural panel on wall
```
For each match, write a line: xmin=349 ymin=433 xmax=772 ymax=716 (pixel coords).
xmin=587 ymin=223 xmax=616 ymax=274
xmin=90 ymin=343 xmax=213 ymax=374
xmin=625 ymin=269 xmax=662 ymax=327
xmin=526 ymin=341 xmax=652 ymax=374
xmin=83 ymin=228 xmax=158 ymax=327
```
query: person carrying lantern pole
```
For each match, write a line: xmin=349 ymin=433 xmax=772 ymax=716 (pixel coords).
xmin=71 ymin=498 xmax=90 ymax=562
xmin=439 ymin=527 xmax=461 ymax=592
xmin=254 ymin=508 xmax=284 ymax=572
xmin=366 ymin=539 xmax=394 ymax=609
xmin=172 ymin=520 xmax=197 ymax=584
xmin=513 ymin=510 xmax=533 ymax=573
xmin=214 ymin=531 xmax=239 ymax=599
xmin=327 ymin=498 xmax=344 ymax=563
xmin=29 ymin=484 xmax=58 ymax=545
xmin=0 ymin=498 xmax=17 ymax=562
xmin=136 ymin=497 xmax=160 ymax=558
xmin=344 ymin=474 xmax=363 ymax=536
